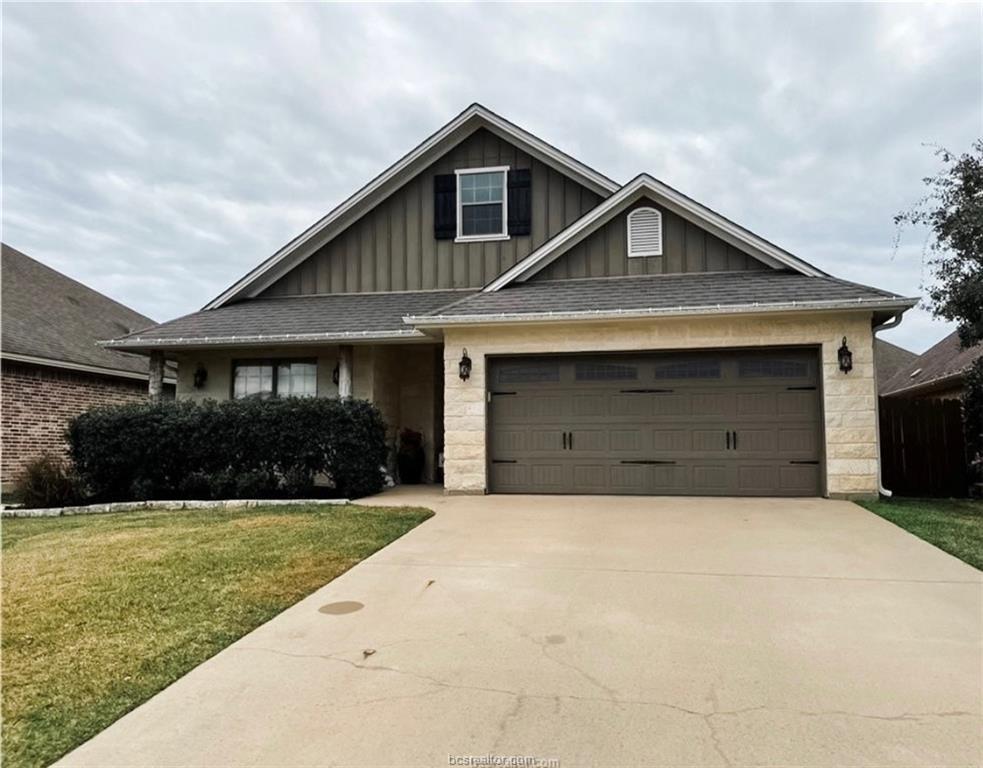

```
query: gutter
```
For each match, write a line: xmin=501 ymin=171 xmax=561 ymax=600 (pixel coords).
xmin=100 ymin=328 xmax=424 ymax=350
xmin=404 ymin=296 xmax=919 ymax=327
xmin=872 ymin=312 xmax=906 ymax=498
xmin=1 ymin=352 xmax=176 ymax=384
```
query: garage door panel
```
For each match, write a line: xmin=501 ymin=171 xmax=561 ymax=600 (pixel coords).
xmin=610 ymin=429 xmax=643 ymax=452
xmin=779 ymin=464 xmax=821 ymax=494
xmin=692 ymin=464 xmax=729 ymax=492
xmin=691 ymin=429 xmax=725 ymax=452
xmin=778 ymin=390 xmax=819 ymax=416
xmin=690 ymin=392 xmax=732 ymax=417
xmin=778 ymin=427 xmax=820 ymax=454
xmin=488 ymin=349 xmax=822 ymax=496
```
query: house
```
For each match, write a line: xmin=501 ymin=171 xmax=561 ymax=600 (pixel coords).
xmin=105 ymin=104 xmax=917 ymax=498
xmin=1 ymin=244 xmax=175 ymax=488
xmin=881 ymin=331 xmax=982 ymax=400
xmin=874 ymin=339 xmax=917 ymax=395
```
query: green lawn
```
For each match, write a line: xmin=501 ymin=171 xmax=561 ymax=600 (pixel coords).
xmin=1 ymin=504 xmax=433 ymax=768
xmin=857 ymin=497 xmax=983 ymax=570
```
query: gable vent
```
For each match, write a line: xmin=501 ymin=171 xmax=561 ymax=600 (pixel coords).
xmin=627 ymin=207 xmax=663 ymax=258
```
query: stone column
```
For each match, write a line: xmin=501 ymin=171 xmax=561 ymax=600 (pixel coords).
xmin=338 ymin=345 xmax=353 ymax=399
xmin=148 ymin=351 xmax=165 ymax=402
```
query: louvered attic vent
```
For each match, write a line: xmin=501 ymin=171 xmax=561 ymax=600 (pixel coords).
xmin=627 ymin=206 xmax=663 ymax=257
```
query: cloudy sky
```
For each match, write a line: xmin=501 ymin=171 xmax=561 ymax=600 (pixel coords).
xmin=3 ymin=3 xmax=981 ymax=352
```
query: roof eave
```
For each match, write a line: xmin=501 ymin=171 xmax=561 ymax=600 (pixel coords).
xmin=100 ymin=328 xmax=426 ymax=352
xmin=881 ymin=369 xmax=968 ymax=398
xmin=404 ymin=297 xmax=918 ymax=328
xmin=1 ymin=351 xmax=175 ymax=383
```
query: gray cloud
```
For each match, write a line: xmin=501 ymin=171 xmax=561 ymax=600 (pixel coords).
xmin=2 ymin=2 xmax=980 ymax=351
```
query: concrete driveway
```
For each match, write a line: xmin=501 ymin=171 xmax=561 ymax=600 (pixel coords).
xmin=60 ymin=490 xmax=981 ymax=767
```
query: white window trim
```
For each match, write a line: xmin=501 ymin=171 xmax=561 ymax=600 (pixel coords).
xmin=627 ymin=206 xmax=663 ymax=258
xmin=455 ymin=165 xmax=510 ymax=243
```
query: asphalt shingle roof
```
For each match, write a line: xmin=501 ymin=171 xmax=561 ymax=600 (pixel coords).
xmin=2 ymin=243 xmax=159 ymax=375
xmin=423 ymin=271 xmax=906 ymax=318
xmin=874 ymin=339 xmax=918 ymax=394
xmin=882 ymin=331 xmax=983 ymax=396
xmin=108 ymin=290 xmax=472 ymax=348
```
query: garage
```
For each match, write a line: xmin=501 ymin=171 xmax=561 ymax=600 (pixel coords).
xmin=487 ymin=348 xmax=823 ymax=496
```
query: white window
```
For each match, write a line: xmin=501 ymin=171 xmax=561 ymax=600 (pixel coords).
xmin=627 ymin=206 xmax=663 ymax=257
xmin=456 ymin=166 xmax=509 ymax=242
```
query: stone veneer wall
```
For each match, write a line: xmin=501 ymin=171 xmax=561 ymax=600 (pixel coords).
xmin=442 ymin=311 xmax=879 ymax=498
xmin=1 ymin=361 xmax=151 ymax=485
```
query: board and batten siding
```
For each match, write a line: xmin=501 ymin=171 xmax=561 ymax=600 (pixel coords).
xmin=261 ymin=128 xmax=604 ymax=296
xmin=529 ymin=199 xmax=770 ymax=282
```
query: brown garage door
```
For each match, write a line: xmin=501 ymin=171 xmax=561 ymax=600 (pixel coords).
xmin=488 ymin=348 xmax=823 ymax=496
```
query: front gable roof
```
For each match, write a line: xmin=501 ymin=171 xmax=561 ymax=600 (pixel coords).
xmin=483 ymin=175 xmax=826 ymax=292
xmin=204 ymin=104 xmax=620 ymax=310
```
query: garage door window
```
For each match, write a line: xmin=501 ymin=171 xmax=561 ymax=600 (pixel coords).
xmin=575 ymin=362 xmax=638 ymax=381
xmin=654 ymin=360 xmax=721 ymax=379
xmin=496 ymin=362 xmax=560 ymax=384
xmin=739 ymin=359 xmax=809 ymax=378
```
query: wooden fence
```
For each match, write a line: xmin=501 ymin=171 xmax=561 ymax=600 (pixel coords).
xmin=879 ymin=398 xmax=969 ymax=498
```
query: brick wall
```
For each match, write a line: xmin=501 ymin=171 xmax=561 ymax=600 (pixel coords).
xmin=1 ymin=361 xmax=150 ymax=484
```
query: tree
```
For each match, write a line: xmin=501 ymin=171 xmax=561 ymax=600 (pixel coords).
xmin=896 ymin=140 xmax=983 ymax=347
xmin=896 ymin=140 xmax=982 ymax=488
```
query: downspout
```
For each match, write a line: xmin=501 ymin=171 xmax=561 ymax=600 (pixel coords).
xmin=872 ymin=312 xmax=905 ymax=497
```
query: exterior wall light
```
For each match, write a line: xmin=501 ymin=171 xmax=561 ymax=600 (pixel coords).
xmin=459 ymin=349 xmax=472 ymax=381
xmin=193 ymin=363 xmax=208 ymax=389
xmin=837 ymin=337 xmax=853 ymax=373
xmin=332 ymin=364 xmax=340 ymax=386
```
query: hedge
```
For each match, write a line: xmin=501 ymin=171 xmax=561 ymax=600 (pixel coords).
xmin=67 ymin=397 xmax=388 ymax=502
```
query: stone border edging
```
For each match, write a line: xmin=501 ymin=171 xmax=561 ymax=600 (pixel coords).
xmin=1 ymin=498 xmax=350 ymax=519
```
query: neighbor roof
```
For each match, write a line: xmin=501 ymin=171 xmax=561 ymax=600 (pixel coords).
xmin=105 ymin=290 xmax=471 ymax=350
xmin=881 ymin=331 xmax=983 ymax=397
xmin=483 ymin=175 xmax=826 ymax=292
xmin=203 ymin=103 xmax=620 ymax=311
xmin=407 ymin=271 xmax=915 ymax=326
xmin=1 ymin=243 xmax=161 ymax=379
xmin=874 ymin=339 xmax=918 ymax=394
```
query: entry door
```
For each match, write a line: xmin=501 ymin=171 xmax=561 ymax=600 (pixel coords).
xmin=487 ymin=349 xmax=822 ymax=496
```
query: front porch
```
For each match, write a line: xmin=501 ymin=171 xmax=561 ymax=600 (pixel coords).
xmin=169 ymin=341 xmax=445 ymax=485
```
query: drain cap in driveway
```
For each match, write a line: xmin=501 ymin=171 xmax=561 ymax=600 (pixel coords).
xmin=319 ymin=601 xmax=364 ymax=615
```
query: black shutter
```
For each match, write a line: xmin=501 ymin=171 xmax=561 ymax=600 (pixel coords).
xmin=507 ymin=169 xmax=532 ymax=236
xmin=434 ymin=174 xmax=456 ymax=240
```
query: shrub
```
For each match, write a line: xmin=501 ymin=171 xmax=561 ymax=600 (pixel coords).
xmin=15 ymin=454 xmax=83 ymax=509
xmin=67 ymin=397 xmax=388 ymax=502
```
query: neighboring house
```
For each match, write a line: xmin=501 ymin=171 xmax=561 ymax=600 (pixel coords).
xmin=1 ymin=244 xmax=174 ymax=487
xmin=106 ymin=104 xmax=916 ymax=498
xmin=881 ymin=331 xmax=983 ymax=400
xmin=875 ymin=339 xmax=918 ymax=395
